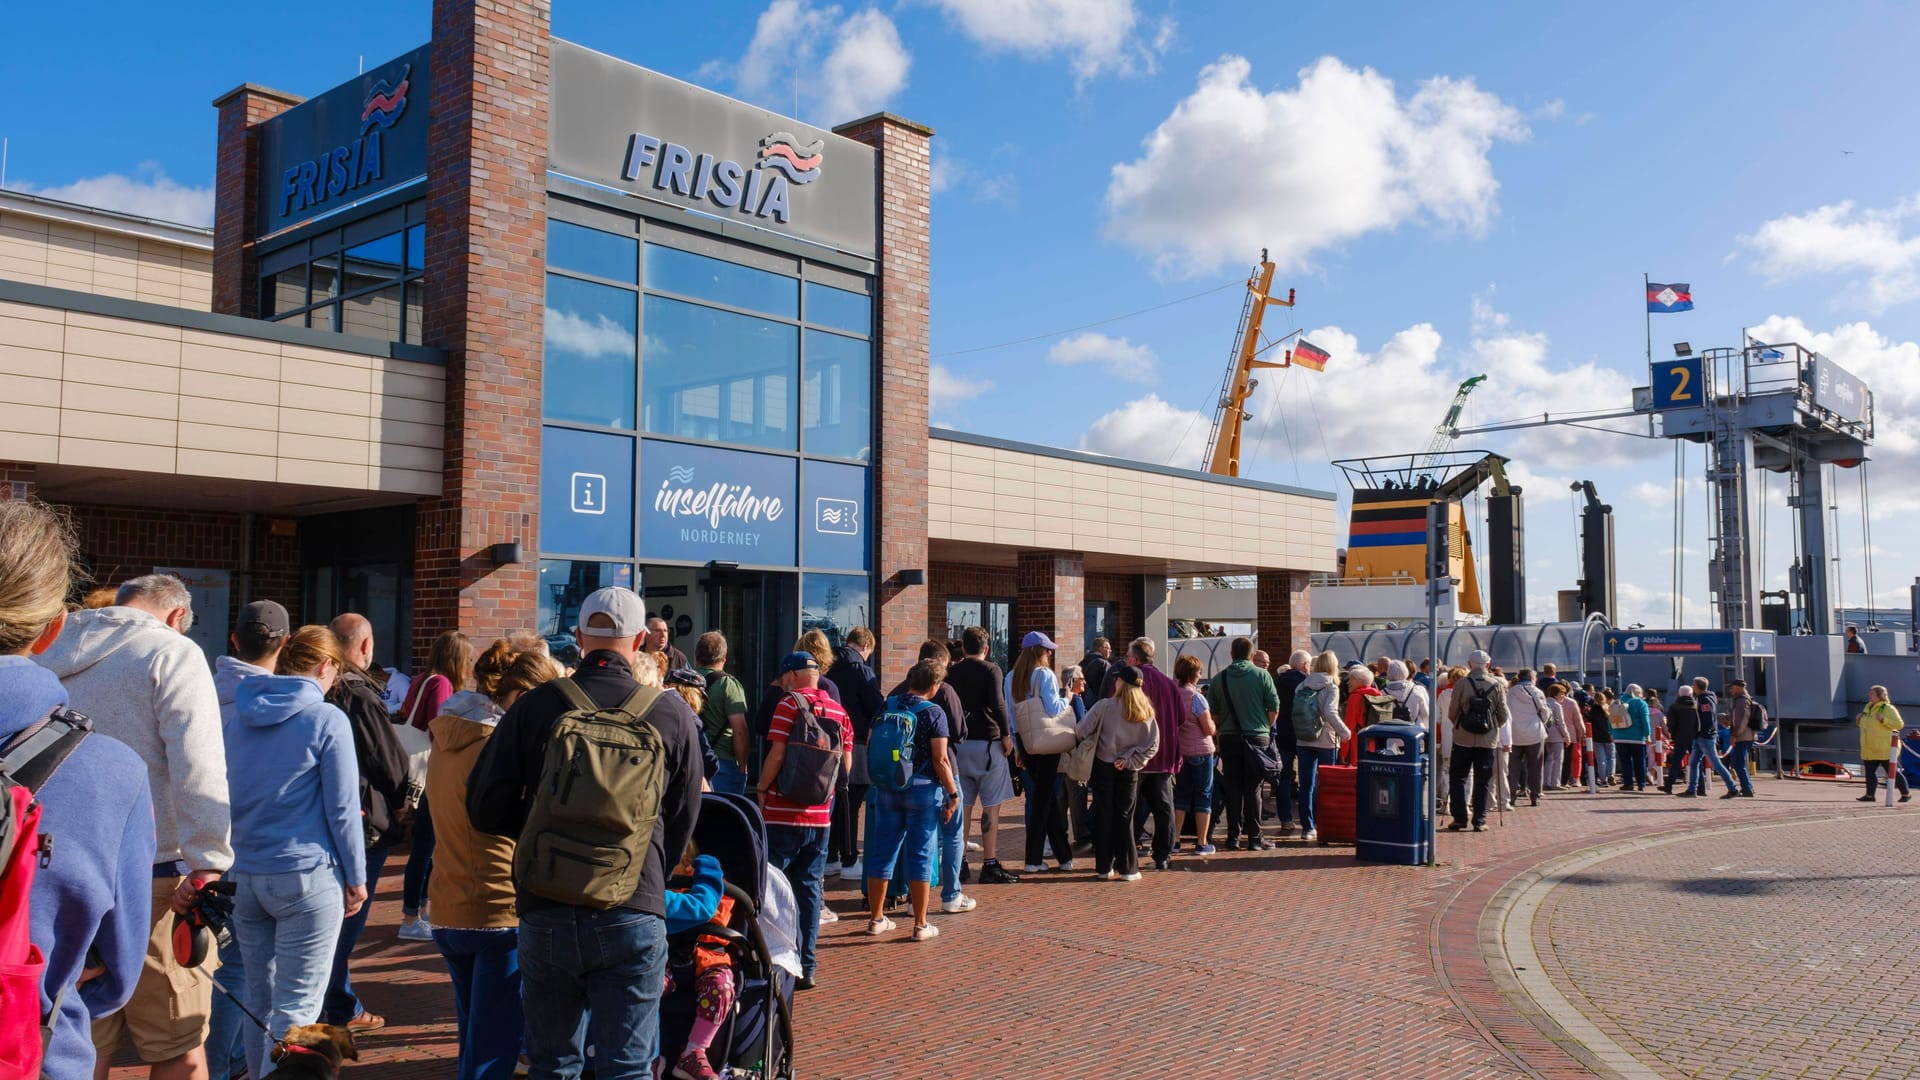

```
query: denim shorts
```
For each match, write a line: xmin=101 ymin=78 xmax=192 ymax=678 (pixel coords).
xmin=864 ymin=785 xmax=941 ymax=883
xmin=1174 ymin=753 xmax=1216 ymax=813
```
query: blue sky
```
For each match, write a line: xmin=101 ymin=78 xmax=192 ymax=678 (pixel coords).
xmin=7 ymin=1 xmax=1920 ymax=629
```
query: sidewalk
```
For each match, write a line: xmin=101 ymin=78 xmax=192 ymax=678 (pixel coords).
xmin=112 ymin=774 xmax=1889 ymax=1078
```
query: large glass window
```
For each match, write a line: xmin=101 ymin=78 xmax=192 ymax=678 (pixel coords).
xmin=342 ymin=286 xmax=403 ymax=341
xmin=255 ymin=203 xmax=428 ymax=344
xmin=946 ymin=598 xmax=1015 ymax=670
xmin=803 ymin=330 xmax=871 ymax=461
xmin=642 ymin=295 xmax=797 ymax=451
xmin=1085 ymin=602 xmax=1114 ymax=651
xmin=550 ymin=221 xmax=637 ymax=284
xmin=538 ymin=559 xmax=635 ymax=661
xmin=805 ymin=282 xmax=871 ymax=336
xmin=646 ymin=244 xmax=797 ymax=318
xmin=545 ymin=274 xmax=638 ymax=429
xmin=802 ymin=573 xmax=871 ymax=648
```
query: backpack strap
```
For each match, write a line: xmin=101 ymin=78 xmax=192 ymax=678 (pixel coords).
xmin=552 ymin=678 xmax=597 ymax=714
xmin=615 ymin=686 xmax=664 ymax=719
xmin=0 ymin=708 xmax=91 ymax=794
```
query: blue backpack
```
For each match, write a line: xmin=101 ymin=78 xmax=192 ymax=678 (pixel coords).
xmin=868 ymin=696 xmax=931 ymax=793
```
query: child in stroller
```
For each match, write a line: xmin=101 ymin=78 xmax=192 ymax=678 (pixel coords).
xmin=659 ymin=792 xmax=797 ymax=1080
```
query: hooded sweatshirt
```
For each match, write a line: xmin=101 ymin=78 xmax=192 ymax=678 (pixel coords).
xmin=35 ymin=607 xmax=231 ymax=872
xmin=224 ymin=675 xmax=366 ymax=886
xmin=1506 ymin=679 xmax=1552 ymax=747
xmin=1294 ymin=672 xmax=1351 ymax=750
xmin=1 ymin=656 xmax=155 ymax=1080
xmin=214 ymin=654 xmax=272 ymax=726
xmin=426 ymin=691 xmax=516 ymax=930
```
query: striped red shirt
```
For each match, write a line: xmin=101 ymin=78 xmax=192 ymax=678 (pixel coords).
xmin=762 ymin=687 xmax=852 ymax=828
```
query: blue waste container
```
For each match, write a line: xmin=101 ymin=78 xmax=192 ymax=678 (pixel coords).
xmin=1355 ymin=722 xmax=1431 ymax=865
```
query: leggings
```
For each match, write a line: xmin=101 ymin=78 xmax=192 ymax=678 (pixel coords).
xmin=665 ymin=965 xmax=737 ymax=1058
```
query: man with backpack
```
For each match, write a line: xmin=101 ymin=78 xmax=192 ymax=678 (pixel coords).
xmin=1504 ymin=668 xmax=1553 ymax=806
xmin=1207 ymin=637 xmax=1279 ymax=851
xmin=757 ymin=652 xmax=853 ymax=989
xmin=466 ymin=586 xmax=704 ymax=1080
xmin=1447 ymin=651 xmax=1511 ymax=832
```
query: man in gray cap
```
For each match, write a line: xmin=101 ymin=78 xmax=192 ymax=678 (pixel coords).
xmin=1446 ymin=650 xmax=1510 ymax=832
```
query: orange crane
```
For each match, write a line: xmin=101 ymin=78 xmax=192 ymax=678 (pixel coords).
xmin=1202 ymin=250 xmax=1296 ymax=477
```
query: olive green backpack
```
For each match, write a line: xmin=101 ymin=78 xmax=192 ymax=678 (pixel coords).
xmin=514 ymin=679 xmax=668 ymax=908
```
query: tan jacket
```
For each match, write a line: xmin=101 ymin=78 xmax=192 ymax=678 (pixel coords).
xmin=426 ymin=693 xmax=517 ymax=929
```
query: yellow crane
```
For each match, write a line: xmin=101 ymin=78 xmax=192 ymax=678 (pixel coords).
xmin=1202 ymin=250 xmax=1296 ymax=477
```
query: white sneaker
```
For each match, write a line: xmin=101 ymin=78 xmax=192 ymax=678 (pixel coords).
xmin=1301 ymin=829 xmax=1318 ymax=843
xmin=824 ymin=859 xmax=842 ymax=875
xmin=1119 ymin=871 xmax=1143 ymax=882
xmin=911 ymin=922 xmax=940 ymax=941
xmin=818 ymin=906 xmax=839 ymax=924
xmin=940 ymin=893 xmax=977 ymax=913
xmin=1057 ymin=861 xmax=1077 ymax=872
xmin=1023 ymin=863 xmax=1047 ymax=873
xmin=1100 ymin=870 xmax=1117 ymax=881
xmin=965 ymin=840 xmax=982 ymax=852
xmin=838 ymin=861 xmax=863 ymax=881
xmin=865 ymin=916 xmax=895 ymax=936
xmin=397 ymin=916 xmax=434 ymax=942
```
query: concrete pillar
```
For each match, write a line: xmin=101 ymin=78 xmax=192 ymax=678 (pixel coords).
xmin=836 ymin=113 xmax=933 ymax=684
xmin=1134 ymin=573 xmax=1171 ymax=659
xmin=1016 ymin=551 xmax=1084 ymax=660
xmin=210 ymin=83 xmax=302 ymax=316
xmin=1256 ymin=570 xmax=1311 ymax=657
xmin=411 ymin=0 xmax=550 ymax=663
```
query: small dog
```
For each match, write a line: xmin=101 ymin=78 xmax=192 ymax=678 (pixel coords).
xmin=269 ymin=1024 xmax=359 ymax=1078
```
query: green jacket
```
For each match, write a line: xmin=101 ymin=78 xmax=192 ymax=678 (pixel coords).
xmin=1207 ymin=660 xmax=1280 ymax=737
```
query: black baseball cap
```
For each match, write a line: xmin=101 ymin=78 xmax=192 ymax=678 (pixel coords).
xmin=235 ymin=600 xmax=290 ymax=649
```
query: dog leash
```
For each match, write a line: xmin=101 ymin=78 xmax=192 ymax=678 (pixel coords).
xmin=204 ymin=974 xmax=308 ymax=1060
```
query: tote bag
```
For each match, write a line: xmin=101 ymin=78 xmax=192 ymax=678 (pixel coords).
xmin=1016 ymin=693 xmax=1079 ymax=755
xmin=1065 ymin=701 xmax=1106 ymax=784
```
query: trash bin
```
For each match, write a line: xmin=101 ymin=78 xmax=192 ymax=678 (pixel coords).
xmin=1355 ymin=722 xmax=1431 ymax=865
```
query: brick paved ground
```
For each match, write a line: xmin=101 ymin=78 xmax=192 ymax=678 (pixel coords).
xmin=110 ymin=773 xmax=1891 ymax=1079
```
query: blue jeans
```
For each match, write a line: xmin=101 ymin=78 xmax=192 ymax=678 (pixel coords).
xmin=765 ymin=823 xmax=829 ymax=979
xmin=519 ymin=906 xmax=666 ymax=1080
xmin=1294 ymin=746 xmax=1337 ymax=832
xmin=1592 ymin=742 xmax=1616 ymax=785
xmin=1175 ymin=752 xmax=1216 ymax=814
xmin=403 ymin=798 xmax=435 ymax=915
xmin=866 ymin=786 xmax=941 ymax=882
xmin=323 ymin=843 xmax=389 ymax=1022
xmin=1726 ymin=740 xmax=1754 ymax=795
xmin=711 ymin=759 xmax=748 ymax=796
xmin=231 ymin=865 xmax=346 ymax=1080
xmin=205 ymin=930 xmax=248 ymax=1079
xmin=1689 ymin=736 xmax=1737 ymax=794
xmin=436 ymin=927 xmax=523 ymax=1080
xmin=939 ymin=781 xmax=965 ymax=902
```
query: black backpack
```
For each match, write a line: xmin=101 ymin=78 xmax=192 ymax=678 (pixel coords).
xmin=772 ymin=692 xmax=844 ymax=807
xmin=1458 ymin=679 xmax=1497 ymax=735
xmin=1387 ymin=686 xmax=1414 ymax=723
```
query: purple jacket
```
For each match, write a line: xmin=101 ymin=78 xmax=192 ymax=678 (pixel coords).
xmin=1137 ymin=661 xmax=1185 ymax=774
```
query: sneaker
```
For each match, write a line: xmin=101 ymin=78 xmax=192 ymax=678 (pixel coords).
xmin=824 ymin=859 xmax=842 ymax=876
xmin=839 ymin=861 xmax=864 ymax=881
xmin=965 ymin=840 xmax=982 ymax=852
xmin=795 ymin=975 xmax=817 ymax=992
xmin=818 ymin=906 xmax=840 ymax=923
xmin=978 ymin=862 xmax=1020 ymax=885
xmin=1057 ymin=861 xmax=1077 ymax=872
xmin=1023 ymin=863 xmax=1047 ymax=874
xmin=1153 ymin=858 xmax=1171 ymax=871
xmin=1903 ymin=793 xmax=1913 ymax=803
xmin=345 ymin=1011 xmax=385 ymax=1034
xmin=1302 ymin=829 xmax=1318 ymax=842
xmin=1119 ymin=871 xmax=1143 ymax=882
xmin=1194 ymin=844 xmax=1218 ymax=855
xmin=940 ymin=893 xmax=977 ymax=913
xmin=960 ymin=860 xmax=972 ymax=884
xmin=1857 ymin=795 xmax=1876 ymax=802
xmin=1473 ymin=823 xmax=1488 ymax=832
xmin=671 ymin=1048 xmax=719 ymax=1080
xmin=911 ymin=922 xmax=940 ymax=941
xmin=397 ymin=916 xmax=435 ymax=942
xmin=1719 ymin=791 xmax=1738 ymax=800
xmin=1099 ymin=869 xmax=1117 ymax=881
xmin=1740 ymin=791 xmax=1756 ymax=798
xmin=865 ymin=916 xmax=896 ymax=935
xmin=1446 ymin=821 xmax=1468 ymax=832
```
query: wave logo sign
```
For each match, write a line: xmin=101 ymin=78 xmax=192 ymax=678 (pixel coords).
xmin=667 ymin=465 xmax=697 ymax=484
xmin=758 ymin=132 xmax=824 ymax=184
xmin=360 ymin=64 xmax=411 ymax=133
xmin=814 ymin=497 xmax=859 ymax=536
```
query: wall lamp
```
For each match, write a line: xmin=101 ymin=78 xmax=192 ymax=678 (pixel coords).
xmin=491 ymin=542 xmax=524 ymax=565
xmin=899 ymin=569 xmax=926 ymax=586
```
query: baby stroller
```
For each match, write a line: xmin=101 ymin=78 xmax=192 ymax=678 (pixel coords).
xmin=660 ymin=791 xmax=797 ymax=1079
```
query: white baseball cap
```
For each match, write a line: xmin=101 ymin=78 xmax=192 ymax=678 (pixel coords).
xmin=576 ymin=586 xmax=646 ymax=639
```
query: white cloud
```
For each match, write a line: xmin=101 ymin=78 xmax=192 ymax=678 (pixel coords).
xmin=930 ymin=363 xmax=994 ymax=411
xmin=729 ymin=1 xmax=910 ymax=124
xmin=548 ymin=311 xmax=633 ymax=359
xmin=1079 ymin=392 xmax=1211 ymax=468
xmin=1047 ymin=331 xmax=1157 ymax=380
xmin=8 ymin=164 xmax=212 ymax=227
xmin=1737 ymin=194 xmax=1920 ymax=311
xmin=929 ymin=147 xmax=1017 ymax=204
xmin=1105 ymin=55 xmax=1528 ymax=276
xmin=929 ymin=0 xmax=1167 ymax=82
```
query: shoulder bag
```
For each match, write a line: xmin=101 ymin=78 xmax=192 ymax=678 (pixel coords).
xmin=1065 ymin=700 xmax=1106 ymax=784
xmin=1220 ymin=675 xmax=1283 ymax=780
xmin=1015 ymin=673 xmax=1079 ymax=755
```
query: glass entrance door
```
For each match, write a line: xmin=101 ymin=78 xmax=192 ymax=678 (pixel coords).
xmin=945 ymin=597 xmax=1014 ymax=670
xmin=706 ymin=571 xmax=799 ymax=701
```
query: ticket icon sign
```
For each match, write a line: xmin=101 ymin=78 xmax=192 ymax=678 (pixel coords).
xmin=814 ymin=497 xmax=859 ymax=535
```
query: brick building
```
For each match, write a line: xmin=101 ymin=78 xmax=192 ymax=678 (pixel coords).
xmin=0 ymin=0 xmax=1334 ymax=685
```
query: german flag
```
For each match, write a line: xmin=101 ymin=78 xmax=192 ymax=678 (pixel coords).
xmin=1290 ymin=338 xmax=1330 ymax=371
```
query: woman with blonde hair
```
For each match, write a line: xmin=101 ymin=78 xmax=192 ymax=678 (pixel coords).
xmin=1858 ymin=684 xmax=1910 ymax=803
xmin=227 ymin=625 xmax=368 ymax=1079
xmin=1291 ymin=651 xmax=1350 ymax=843
xmin=1074 ymin=664 xmax=1159 ymax=881
xmin=427 ymin=640 xmax=561 ymax=1080
xmin=796 ymin=629 xmax=845 ymax=706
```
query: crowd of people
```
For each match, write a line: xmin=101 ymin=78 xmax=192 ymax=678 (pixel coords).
xmin=5 ymin=489 xmax=1909 ymax=1080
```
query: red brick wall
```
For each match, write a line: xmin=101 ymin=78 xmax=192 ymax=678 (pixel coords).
xmin=1086 ymin=572 xmax=1138 ymax=647
xmin=411 ymin=0 xmax=549 ymax=665
xmin=837 ymin=114 xmax=933 ymax=686
xmin=211 ymin=85 xmax=301 ymax=316
xmin=1015 ymin=550 xmax=1083 ymax=661
xmin=1257 ymin=570 xmax=1311 ymax=657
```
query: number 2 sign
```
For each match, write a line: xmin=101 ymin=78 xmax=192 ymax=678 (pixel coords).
xmin=1650 ymin=357 xmax=1704 ymax=411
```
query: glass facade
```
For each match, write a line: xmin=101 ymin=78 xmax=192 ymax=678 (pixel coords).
xmin=803 ymin=573 xmax=872 ymax=648
xmin=258 ymin=204 xmax=427 ymax=343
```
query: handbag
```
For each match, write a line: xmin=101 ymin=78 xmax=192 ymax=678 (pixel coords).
xmin=1017 ymin=693 xmax=1079 ymax=754
xmin=1065 ymin=701 xmax=1105 ymax=784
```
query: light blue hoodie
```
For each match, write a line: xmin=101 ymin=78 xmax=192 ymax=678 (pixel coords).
xmin=224 ymin=674 xmax=366 ymax=886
